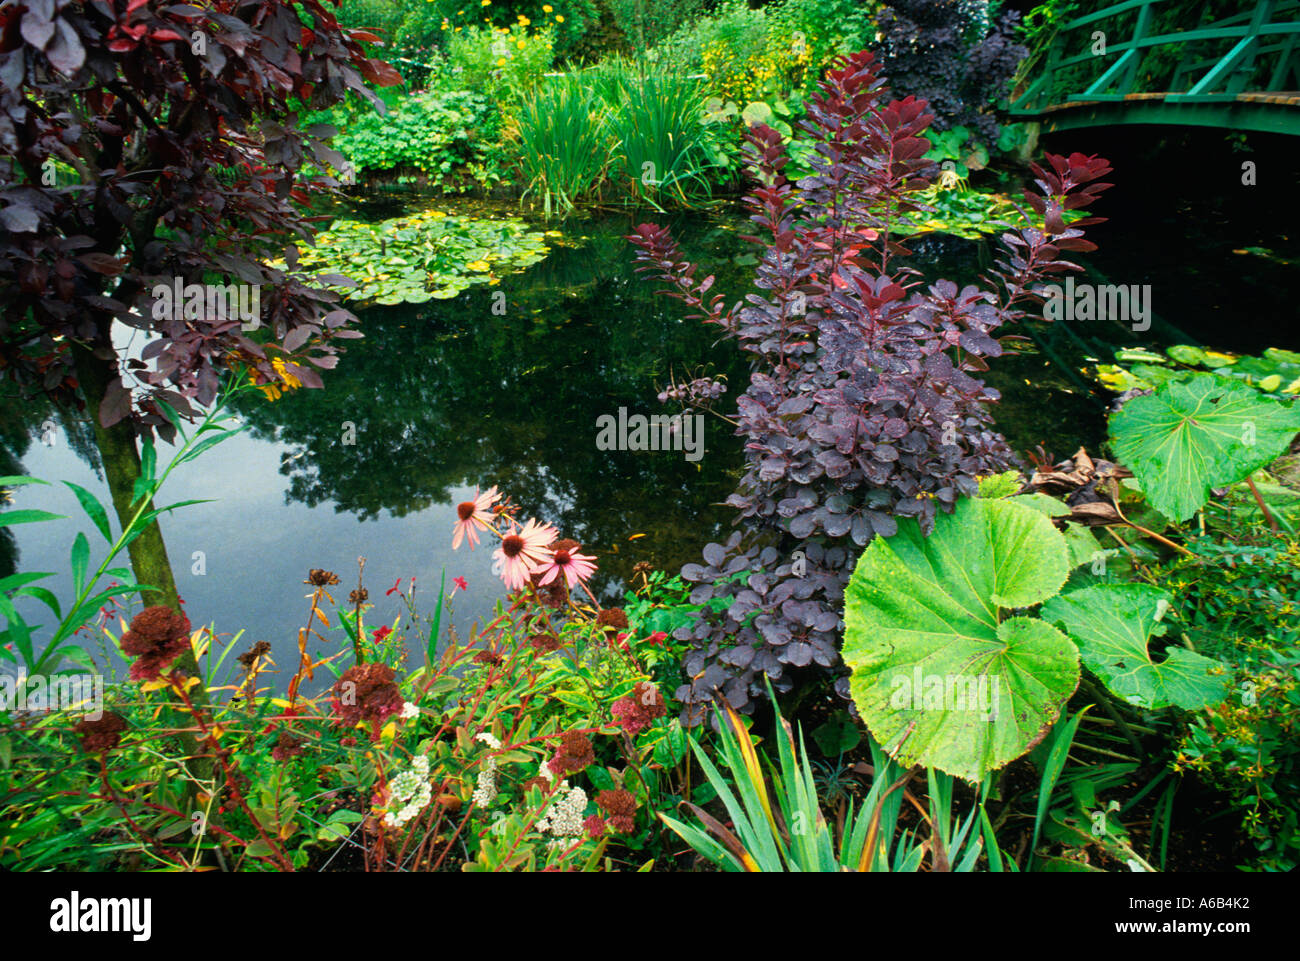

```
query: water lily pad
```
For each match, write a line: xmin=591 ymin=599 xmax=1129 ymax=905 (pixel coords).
xmin=273 ymin=208 xmax=550 ymax=305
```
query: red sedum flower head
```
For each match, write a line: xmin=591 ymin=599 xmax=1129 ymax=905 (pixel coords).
xmin=332 ymin=663 xmax=404 ymax=727
xmin=120 ymin=606 xmax=190 ymax=681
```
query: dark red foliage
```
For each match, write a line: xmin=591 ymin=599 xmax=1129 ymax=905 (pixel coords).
xmin=628 ymin=51 xmax=1111 ymax=725
xmin=119 ymin=604 xmax=190 ymax=681
xmin=873 ymin=0 xmax=1028 ymax=145
xmin=0 ymin=0 xmax=399 ymax=436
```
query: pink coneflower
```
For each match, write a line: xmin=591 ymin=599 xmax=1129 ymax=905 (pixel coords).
xmin=493 ymin=517 xmax=557 ymax=591
xmin=536 ymin=538 xmax=597 ymax=590
xmin=452 ymin=486 xmax=500 ymax=549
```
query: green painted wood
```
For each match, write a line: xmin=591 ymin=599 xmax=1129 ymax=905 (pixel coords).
xmin=1041 ymin=98 xmax=1300 ymax=136
xmin=1010 ymin=0 xmax=1300 ymax=133
xmin=1268 ymin=33 xmax=1299 ymax=88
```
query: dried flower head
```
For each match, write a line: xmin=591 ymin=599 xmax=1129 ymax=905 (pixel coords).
xmin=331 ymin=663 xmax=404 ymax=727
xmin=596 ymin=608 xmax=628 ymax=632
xmin=349 ymin=587 xmax=369 ymax=605
xmin=611 ymin=682 xmax=667 ymax=735
xmin=237 ymin=640 xmax=273 ymax=670
xmin=306 ymin=569 xmax=340 ymax=587
xmin=119 ymin=606 xmax=191 ymax=681
xmin=473 ymin=648 xmax=504 ymax=666
xmin=595 ymin=789 xmax=637 ymax=833
xmin=272 ymin=731 xmax=305 ymax=761
xmin=529 ymin=570 xmax=569 ymax=609
xmin=583 ymin=814 xmax=607 ymax=839
xmin=529 ymin=632 xmax=561 ymax=653
xmin=522 ymin=775 xmax=552 ymax=795
xmin=547 ymin=731 xmax=595 ymax=776
xmin=74 ymin=711 xmax=128 ymax=754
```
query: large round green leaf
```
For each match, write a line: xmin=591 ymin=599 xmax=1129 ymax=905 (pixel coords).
xmin=1041 ymin=584 xmax=1230 ymax=710
xmin=1109 ymin=373 xmax=1300 ymax=521
xmin=843 ymin=497 xmax=1080 ymax=782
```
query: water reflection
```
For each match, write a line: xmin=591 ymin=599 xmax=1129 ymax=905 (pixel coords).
xmin=5 ymin=204 xmax=1132 ymax=675
xmin=232 ymin=211 xmax=758 ymax=598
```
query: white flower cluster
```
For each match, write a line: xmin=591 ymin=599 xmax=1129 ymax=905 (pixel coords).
xmin=536 ymin=780 xmax=587 ymax=839
xmin=400 ymin=701 xmax=419 ymax=720
xmin=382 ymin=754 xmax=431 ymax=829
xmin=472 ymin=731 xmax=502 ymax=808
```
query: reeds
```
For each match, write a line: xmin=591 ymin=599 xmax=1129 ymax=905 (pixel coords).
xmin=510 ymin=57 xmax=718 ymax=216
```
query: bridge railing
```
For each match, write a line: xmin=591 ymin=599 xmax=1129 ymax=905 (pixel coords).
xmin=1010 ymin=0 xmax=1300 ymax=114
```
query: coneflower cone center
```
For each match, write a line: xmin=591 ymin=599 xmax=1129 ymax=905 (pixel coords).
xmin=457 ymin=501 xmax=476 ymax=521
xmin=553 ymin=549 xmax=572 ymax=565
xmin=501 ymin=534 xmax=524 ymax=557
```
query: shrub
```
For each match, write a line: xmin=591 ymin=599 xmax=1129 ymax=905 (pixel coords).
xmin=607 ymin=0 xmax=706 ymax=52
xmin=445 ymin=22 xmax=557 ymax=98
xmin=628 ymin=50 xmax=1111 ymax=723
xmin=0 ymin=485 xmax=694 ymax=871
xmin=873 ymin=0 xmax=1027 ymax=146
xmin=1159 ymin=534 xmax=1300 ymax=870
xmin=331 ymin=90 xmax=504 ymax=189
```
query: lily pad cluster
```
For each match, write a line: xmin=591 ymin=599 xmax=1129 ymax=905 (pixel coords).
xmin=284 ymin=208 xmax=550 ymax=305
xmin=1098 ymin=345 xmax=1300 ymax=398
xmin=898 ymin=186 xmax=1085 ymax=241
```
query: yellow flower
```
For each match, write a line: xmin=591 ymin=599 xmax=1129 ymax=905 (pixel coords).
xmin=555 ymin=14 xmax=564 ymax=21
xmin=455 ymin=26 xmax=462 ymax=31
xmin=272 ymin=356 xmax=302 ymax=391
xmin=517 ymin=14 xmax=530 ymax=24
xmin=543 ymin=3 xmax=552 ymax=10
xmin=517 ymin=39 xmax=526 ymax=48
xmin=497 ymin=57 xmax=507 ymax=66
xmin=481 ymin=0 xmax=490 ymax=5
xmin=466 ymin=260 xmax=491 ymax=272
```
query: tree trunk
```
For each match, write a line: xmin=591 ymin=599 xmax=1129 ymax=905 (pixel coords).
xmin=71 ymin=339 xmax=218 ymax=839
xmin=71 ymin=342 xmax=204 ymax=680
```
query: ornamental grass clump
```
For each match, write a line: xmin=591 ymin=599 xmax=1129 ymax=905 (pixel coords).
xmin=629 ymin=50 xmax=1112 ymax=723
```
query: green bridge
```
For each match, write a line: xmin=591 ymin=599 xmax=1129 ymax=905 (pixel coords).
xmin=1010 ymin=0 xmax=1300 ymax=135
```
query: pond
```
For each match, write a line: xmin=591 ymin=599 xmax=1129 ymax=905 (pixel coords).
xmin=4 ymin=187 xmax=1291 ymax=684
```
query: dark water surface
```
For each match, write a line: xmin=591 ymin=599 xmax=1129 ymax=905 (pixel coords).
xmin=4 ymin=172 xmax=1293 ymax=681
